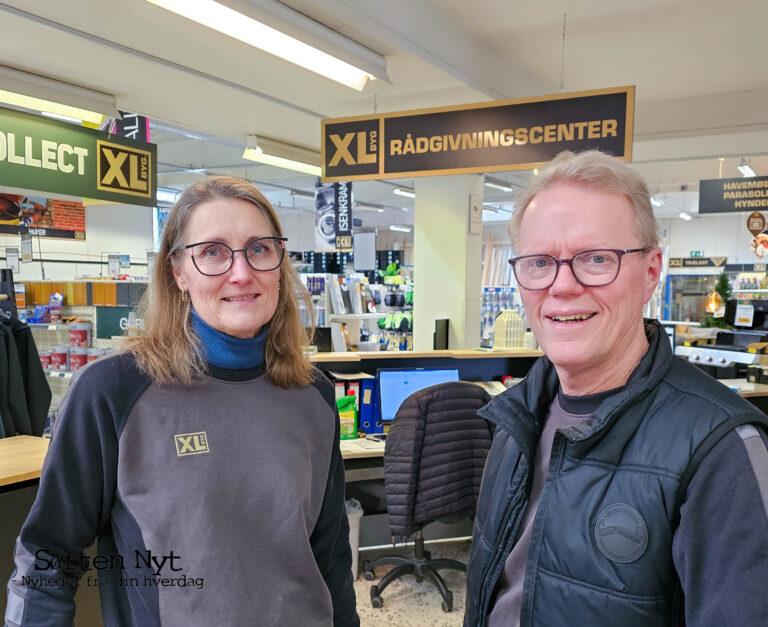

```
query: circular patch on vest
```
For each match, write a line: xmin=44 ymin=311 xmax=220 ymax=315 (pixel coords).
xmin=594 ymin=503 xmax=648 ymax=564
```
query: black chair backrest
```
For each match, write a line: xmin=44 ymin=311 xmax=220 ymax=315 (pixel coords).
xmin=383 ymin=381 xmax=493 ymax=536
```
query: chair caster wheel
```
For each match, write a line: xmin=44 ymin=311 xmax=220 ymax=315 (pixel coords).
xmin=371 ymin=589 xmax=383 ymax=609
xmin=441 ymin=592 xmax=454 ymax=612
xmin=415 ymin=575 xmax=423 ymax=583
xmin=363 ymin=570 xmax=376 ymax=581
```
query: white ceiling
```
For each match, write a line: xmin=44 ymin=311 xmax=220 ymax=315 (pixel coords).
xmin=0 ymin=0 xmax=766 ymax=227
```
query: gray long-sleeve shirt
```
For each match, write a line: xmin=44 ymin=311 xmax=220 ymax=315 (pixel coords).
xmin=5 ymin=353 xmax=358 ymax=626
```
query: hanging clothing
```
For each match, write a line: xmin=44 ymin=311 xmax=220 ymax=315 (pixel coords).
xmin=0 ymin=316 xmax=51 ymax=437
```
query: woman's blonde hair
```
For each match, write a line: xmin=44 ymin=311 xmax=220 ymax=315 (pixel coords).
xmin=123 ymin=176 xmax=314 ymax=388
xmin=509 ymin=150 xmax=662 ymax=253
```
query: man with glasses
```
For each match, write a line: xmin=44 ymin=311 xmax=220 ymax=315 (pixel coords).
xmin=464 ymin=151 xmax=768 ymax=626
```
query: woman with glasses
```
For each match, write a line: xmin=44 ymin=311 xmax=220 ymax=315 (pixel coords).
xmin=6 ymin=176 xmax=359 ymax=627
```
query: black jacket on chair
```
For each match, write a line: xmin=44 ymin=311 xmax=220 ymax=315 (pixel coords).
xmin=383 ymin=381 xmax=493 ymax=537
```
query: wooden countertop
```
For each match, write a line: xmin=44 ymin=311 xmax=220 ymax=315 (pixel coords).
xmin=0 ymin=436 xmax=49 ymax=487
xmin=719 ymin=379 xmax=768 ymax=398
xmin=340 ymin=438 xmax=386 ymax=459
xmin=310 ymin=349 xmax=543 ymax=363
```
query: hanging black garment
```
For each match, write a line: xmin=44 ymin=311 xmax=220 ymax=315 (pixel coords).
xmin=4 ymin=317 xmax=51 ymax=436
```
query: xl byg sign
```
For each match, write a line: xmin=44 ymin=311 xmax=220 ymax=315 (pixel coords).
xmin=97 ymin=140 xmax=152 ymax=200
xmin=322 ymin=119 xmax=380 ymax=180
xmin=321 ymin=86 xmax=634 ymax=182
xmin=0 ymin=106 xmax=157 ymax=206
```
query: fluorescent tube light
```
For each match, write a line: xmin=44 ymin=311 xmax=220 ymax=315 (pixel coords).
xmin=389 ymin=225 xmax=411 ymax=232
xmin=650 ymin=196 xmax=664 ymax=208
xmin=243 ymin=135 xmax=322 ymax=176
xmin=145 ymin=0 xmax=376 ymax=90
xmin=738 ymin=160 xmax=757 ymax=178
xmin=484 ymin=176 xmax=514 ymax=192
xmin=393 ymin=187 xmax=415 ymax=199
xmin=156 ymin=188 xmax=180 ymax=204
xmin=0 ymin=66 xmax=119 ymax=124
xmin=678 ymin=212 xmax=693 ymax=221
xmin=291 ymin=190 xmax=314 ymax=199
xmin=40 ymin=111 xmax=84 ymax=124
xmin=356 ymin=202 xmax=385 ymax=212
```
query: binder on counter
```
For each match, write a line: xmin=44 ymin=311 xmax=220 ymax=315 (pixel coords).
xmin=359 ymin=377 xmax=383 ymax=435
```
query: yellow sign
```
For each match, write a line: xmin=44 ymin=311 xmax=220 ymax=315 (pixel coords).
xmin=96 ymin=140 xmax=153 ymax=199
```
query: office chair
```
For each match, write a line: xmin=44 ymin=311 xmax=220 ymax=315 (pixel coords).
xmin=363 ymin=381 xmax=493 ymax=612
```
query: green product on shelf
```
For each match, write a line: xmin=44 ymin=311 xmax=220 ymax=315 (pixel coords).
xmin=336 ymin=395 xmax=357 ymax=440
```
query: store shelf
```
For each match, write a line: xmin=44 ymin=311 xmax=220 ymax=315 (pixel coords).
xmin=734 ymin=289 xmax=768 ymax=293
xmin=328 ymin=313 xmax=385 ymax=320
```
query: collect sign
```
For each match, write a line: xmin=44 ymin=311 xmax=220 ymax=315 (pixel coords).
xmin=699 ymin=176 xmax=768 ymax=214
xmin=321 ymin=86 xmax=634 ymax=182
xmin=0 ymin=106 xmax=156 ymax=206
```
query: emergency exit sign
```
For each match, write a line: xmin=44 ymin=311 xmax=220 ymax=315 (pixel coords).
xmin=690 ymin=250 xmax=703 ymax=257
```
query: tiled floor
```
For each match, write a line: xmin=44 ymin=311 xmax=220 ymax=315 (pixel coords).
xmin=354 ymin=539 xmax=470 ymax=626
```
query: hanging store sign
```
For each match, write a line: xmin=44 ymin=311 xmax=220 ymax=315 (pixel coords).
xmin=6 ymin=247 xmax=19 ymax=273
xmin=314 ymin=180 xmax=353 ymax=251
xmin=0 ymin=193 xmax=86 ymax=239
xmin=111 ymin=111 xmax=150 ymax=143
xmin=321 ymin=86 xmax=634 ymax=182
xmin=669 ymin=257 xmax=727 ymax=268
xmin=699 ymin=176 xmax=768 ymax=214
xmin=0 ymin=106 xmax=156 ymax=206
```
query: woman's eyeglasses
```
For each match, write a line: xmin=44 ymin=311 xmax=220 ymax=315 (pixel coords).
xmin=177 ymin=237 xmax=287 ymax=276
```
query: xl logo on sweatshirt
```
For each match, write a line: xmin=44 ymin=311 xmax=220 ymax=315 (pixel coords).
xmin=174 ymin=431 xmax=210 ymax=456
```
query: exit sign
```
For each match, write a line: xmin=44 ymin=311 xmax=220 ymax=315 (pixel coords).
xmin=690 ymin=250 xmax=703 ymax=257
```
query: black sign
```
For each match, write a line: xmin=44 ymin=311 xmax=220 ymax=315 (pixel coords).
xmin=112 ymin=111 xmax=150 ymax=143
xmin=699 ymin=176 xmax=768 ymax=214
xmin=726 ymin=263 xmax=767 ymax=272
xmin=334 ymin=182 xmax=353 ymax=251
xmin=322 ymin=86 xmax=634 ymax=182
xmin=96 ymin=140 xmax=153 ymax=201
xmin=669 ymin=257 xmax=727 ymax=268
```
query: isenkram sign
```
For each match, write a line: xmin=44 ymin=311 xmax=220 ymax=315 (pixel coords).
xmin=0 ymin=106 xmax=156 ymax=206
xmin=321 ymin=86 xmax=634 ymax=182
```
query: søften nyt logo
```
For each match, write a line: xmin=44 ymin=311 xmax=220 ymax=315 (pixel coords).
xmin=174 ymin=432 xmax=210 ymax=457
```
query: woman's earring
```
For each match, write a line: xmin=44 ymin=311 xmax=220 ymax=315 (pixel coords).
xmin=181 ymin=290 xmax=188 ymax=302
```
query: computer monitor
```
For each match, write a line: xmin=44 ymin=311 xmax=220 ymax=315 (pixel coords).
xmin=377 ymin=368 xmax=460 ymax=423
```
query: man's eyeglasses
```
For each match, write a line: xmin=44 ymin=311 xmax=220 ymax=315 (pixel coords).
xmin=177 ymin=237 xmax=287 ymax=276
xmin=508 ymin=248 xmax=654 ymax=291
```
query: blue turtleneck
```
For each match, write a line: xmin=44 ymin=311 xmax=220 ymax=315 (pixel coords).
xmin=190 ymin=308 xmax=267 ymax=369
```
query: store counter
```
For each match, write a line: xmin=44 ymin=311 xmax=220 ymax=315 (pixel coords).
xmin=310 ymin=348 xmax=543 ymax=381
xmin=0 ymin=435 xmax=49 ymax=489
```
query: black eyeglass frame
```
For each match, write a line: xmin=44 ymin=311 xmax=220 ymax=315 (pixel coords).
xmin=508 ymin=247 xmax=655 ymax=291
xmin=177 ymin=237 xmax=288 ymax=276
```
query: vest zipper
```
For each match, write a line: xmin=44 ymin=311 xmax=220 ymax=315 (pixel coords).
xmin=475 ymin=464 xmax=531 ymax=625
xmin=521 ymin=433 xmax=568 ymax=627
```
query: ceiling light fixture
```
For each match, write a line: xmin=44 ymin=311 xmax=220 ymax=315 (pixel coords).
xmin=678 ymin=212 xmax=693 ymax=221
xmin=650 ymin=196 xmax=664 ymax=208
xmin=145 ymin=0 xmax=384 ymax=91
xmin=393 ymin=187 xmax=415 ymax=199
xmin=290 ymin=189 xmax=314 ymax=199
xmin=737 ymin=159 xmax=757 ymax=178
xmin=242 ymin=135 xmax=321 ymax=176
xmin=156 ymin=188 xmax=180 ymax=204
xmin=0 ymin=65 xmax=119 ymax=124
xmin=356 ymin=202 xmax=385 ymax=212
xmin=484 ymin=176 xmax=514 ymax=192
xmin=389 ymin=225 xmax=411 ymax=232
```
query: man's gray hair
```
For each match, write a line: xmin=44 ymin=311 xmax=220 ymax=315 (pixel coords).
xmin=508 ymin=150 xmax=662 ymax=252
